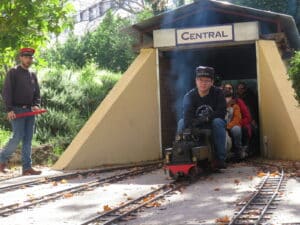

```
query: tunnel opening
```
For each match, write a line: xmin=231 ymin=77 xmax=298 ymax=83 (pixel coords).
xmin=159 ymin=43 xmax=260 ymax=157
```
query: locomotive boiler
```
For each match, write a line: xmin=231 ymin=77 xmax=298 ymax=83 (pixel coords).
xmin=164 ymin=127 xmax=213 ymax=179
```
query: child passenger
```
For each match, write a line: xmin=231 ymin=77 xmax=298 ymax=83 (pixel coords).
xmin=224 ymin=90 xmax=244 ymax=160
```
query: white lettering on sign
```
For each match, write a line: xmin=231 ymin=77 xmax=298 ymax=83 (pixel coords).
xmin=176 ymin=25 xmax=234 ymax=45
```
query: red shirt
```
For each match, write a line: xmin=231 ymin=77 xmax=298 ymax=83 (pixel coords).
xmin=236 ymin=98 xmax=252 ymax=126
xmin=236 ymin=98 xmax=253 ymax=138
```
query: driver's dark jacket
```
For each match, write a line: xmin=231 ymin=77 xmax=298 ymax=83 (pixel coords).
xmin=183 ymin=86 xmax=226 ymax=129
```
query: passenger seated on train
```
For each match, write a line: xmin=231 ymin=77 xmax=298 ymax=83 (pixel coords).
xmin=236 ymin=82 xmax=260 ymax=156
xmin=236 ymin=82 xmax=258 ymax=128
xmin=224 ymin=83 xmax=253 ymax=148
xmin=177 ymin=66 xmax=227 ymax=169
xmin=224 ymin=89 xmax=245 ymax=160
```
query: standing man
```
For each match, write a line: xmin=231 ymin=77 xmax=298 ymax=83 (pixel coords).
xmin=181 ymin=66 xmax=227 ymax=169
xmin=0 ymin=48 xmax=42 ymax=175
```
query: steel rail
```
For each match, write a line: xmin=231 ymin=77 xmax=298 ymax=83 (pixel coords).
xmin=228 ymin=172 xmax=270 ymax=225
xmin=0 ymin=175 xmax=22 ymax=183
xmin=80 ymin=181 xmax=182 ymax=225
xmin=254 ymin=170 xmax=284 ymax=225
xmin=229 ymin=170 xmax=285 ymax=225
xmin=0 ymin=161 xmax=161 ymax=193
xmin=0 ymin=164 xmax=160 ymax=217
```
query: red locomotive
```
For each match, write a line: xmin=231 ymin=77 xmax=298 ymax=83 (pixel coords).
xmin=164 ymin=128 xmax=214 ymax=179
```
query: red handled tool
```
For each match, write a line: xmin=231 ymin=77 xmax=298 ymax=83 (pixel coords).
xmin=15 ymin=109 xmax=48 ymax=118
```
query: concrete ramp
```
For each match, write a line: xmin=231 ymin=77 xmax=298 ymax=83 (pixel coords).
xmin=53 ymin=48 xmax=161 ymax=170
xmin=257 ymin=40 xmax=300 ymax=160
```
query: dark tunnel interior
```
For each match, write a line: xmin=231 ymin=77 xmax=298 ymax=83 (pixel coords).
xmin=159 ymin=43 xmax=257 ymax=150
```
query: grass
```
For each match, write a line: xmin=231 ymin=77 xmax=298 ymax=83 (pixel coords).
xmin=0 ymin=129 xmax=10 ymax=147
xmin=0 ymin=129 xmax=41 ymax=148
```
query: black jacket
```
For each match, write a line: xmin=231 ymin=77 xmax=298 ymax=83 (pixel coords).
xmin=183 ymin=86 xmax=226 ymax=129
xmin=2 ymin=65 xmax=41 ymax=112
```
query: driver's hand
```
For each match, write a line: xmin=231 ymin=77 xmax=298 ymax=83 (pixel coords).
xmin=31 ymin=106 xmax=40 ymax=111
xmin=7 ymin=111 xmax=16 ymax=120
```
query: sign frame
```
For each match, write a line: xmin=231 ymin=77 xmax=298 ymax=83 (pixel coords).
xmin=176 ymin=24 xmax=235 ymax=46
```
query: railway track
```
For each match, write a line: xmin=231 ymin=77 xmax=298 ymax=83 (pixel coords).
xmin=0 ymin=164 xmax=161 ymax=217
xmin=0 ymin=174 xmax=23 ymax=183
xmin=0 ymin=162 xmax=161 ymax=193
xmin=80 ymin=180 xmax=185 ymax=225
xmin=79 ymin=169 xmax=287 ymax=225
xmin=228 ymin=170 xmax=286 ymax=225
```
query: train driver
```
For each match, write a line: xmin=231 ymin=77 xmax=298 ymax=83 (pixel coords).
xmin=178 ymin=66 xmax=227 ymax=169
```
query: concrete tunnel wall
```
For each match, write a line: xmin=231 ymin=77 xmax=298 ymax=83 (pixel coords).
xmin=53 ymin=48 xmax=161 ymax=170
xmin=257 ymin=40 xmax=300 ymax=160
xmin=53 ymin=41 xmax=300 ymax=170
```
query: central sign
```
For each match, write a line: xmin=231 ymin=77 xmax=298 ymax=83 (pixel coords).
xmin=176 ymin=25 xmax=234 ymax=45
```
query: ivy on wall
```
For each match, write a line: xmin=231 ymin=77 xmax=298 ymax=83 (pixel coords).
xmin=288 ymin=51 xmax=300 ymax=105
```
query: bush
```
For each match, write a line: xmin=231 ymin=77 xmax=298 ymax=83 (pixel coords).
xmin=288 ymin=51 xmax=300 ymax=104
xmin=0 ymin=77 xmax=10 ymax=130
xmin=0 ymin=129 xmax=11 ymax=147
xmin=35 ymin=66 xmax=120 ymax=152
xmin=41 ymin=11 xmax=136 ymax=73
xmin=0 ymin=65 xmax=120 ymax=155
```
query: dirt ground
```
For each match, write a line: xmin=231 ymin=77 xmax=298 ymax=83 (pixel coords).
xmin=0 ymin=160 xmax=299 ymax=225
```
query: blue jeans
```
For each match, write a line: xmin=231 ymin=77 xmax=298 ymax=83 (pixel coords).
xmin=211 ymin=118 xmax=226 ymax=162
xmin=177 ymin=118 xmax=226 ymax=162
xmin=0 ymin=107 xmax=35 ymax=170
xmin=229 ymin=125 xmax=242 ymax=150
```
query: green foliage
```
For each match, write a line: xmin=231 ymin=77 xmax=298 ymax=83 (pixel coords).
xmin=144 ymin=0 xmax=168 ymax=15
xmin=42 ymin=11 xmax=136 ymax=73
xmin=86 ymin=11 xmax=135 ymax=72
xmin=173 ymin=0 xmax=186 ymax=8
xmin=135 ymin=9 xmax=154 ymax=22
xmin=34 ymin=66 xmax=121 ymax=150
xmin=288 ymin=51 xmax=300 ymax=104
xmin=0 ymin=128 xmax=40 ymax=148
xmin=230 ymin=0 xmax=288 ymax=13
xmin=35 ymin=108 xmax=85 ymax=149
xmin=0 ymin=129 xmax=10 ymax=147
xmin=43 ymin=34 xmax=87 ymax=69
xmin=143 ymin=0 xmax=189 ymax=14
xmin=229 ymin=0 xmax=300 ymax=31
xmin=0 ymin=77 xmax=10 ymax=130
xmin=0 ymin=64 xmax=120 ymax=152
xmin=0 ymin=0 xmax=74 ymax=75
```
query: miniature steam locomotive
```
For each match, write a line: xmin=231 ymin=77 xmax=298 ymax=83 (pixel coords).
xmin=164 ymin=127 xmax=213 ymax=179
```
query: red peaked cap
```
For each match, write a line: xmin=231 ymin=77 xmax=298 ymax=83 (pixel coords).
xmin=20 ymin=47 xmax=35 ymax=56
